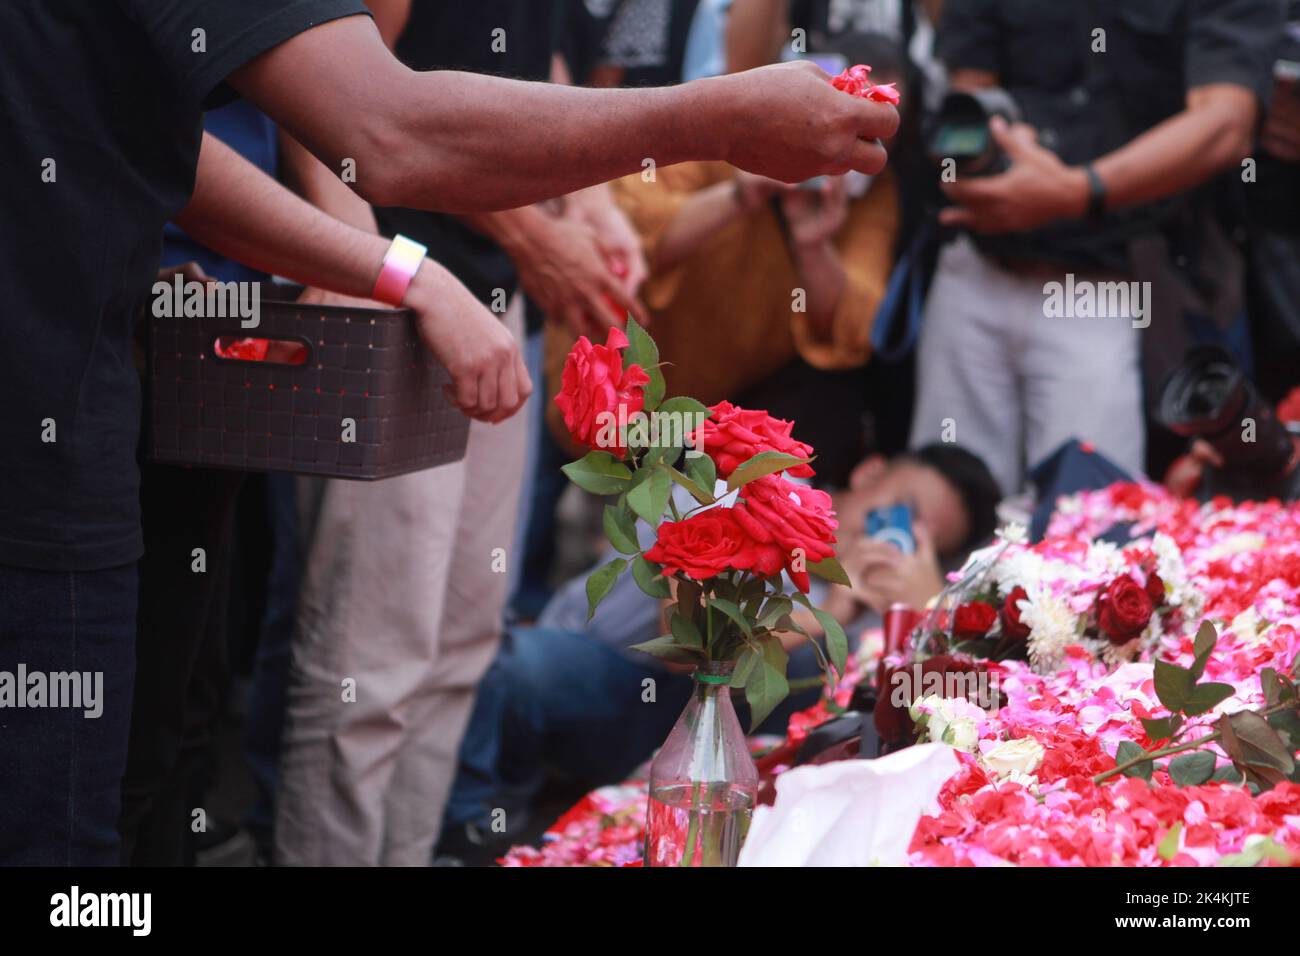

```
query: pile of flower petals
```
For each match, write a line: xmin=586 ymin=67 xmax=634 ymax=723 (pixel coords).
xmin=499 ymin=785 xmax=647 ymax=868
xmin=501 ymin=484 xmax=1300 ymax=866
xmin=910 ymin=484 xmax=1300 ymax=866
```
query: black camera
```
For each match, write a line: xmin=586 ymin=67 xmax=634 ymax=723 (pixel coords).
xmin=925 ymin=88 xmax=1022 ymax=177
xmin=1158 ymin=346 xmax=1300 ymax=502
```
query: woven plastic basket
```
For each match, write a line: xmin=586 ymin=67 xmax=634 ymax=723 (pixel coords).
xmin=147 ymin=287 xmax=470 ymax=479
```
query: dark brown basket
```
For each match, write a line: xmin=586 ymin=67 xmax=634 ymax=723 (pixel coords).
xmin=147 ymin=286 xmax=470 ymax=479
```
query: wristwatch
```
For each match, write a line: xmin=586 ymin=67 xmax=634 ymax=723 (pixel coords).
xmin=1083 ymin=163 xmax=1107 ymax=220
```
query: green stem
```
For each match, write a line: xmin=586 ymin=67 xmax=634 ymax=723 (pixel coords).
xmin=1092 ymin=700 xmax=1295 ymax=785
xmin=679 ymin=779 xmax=703 ymax=866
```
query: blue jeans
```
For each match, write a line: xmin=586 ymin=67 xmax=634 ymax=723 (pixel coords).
xmin=445 ymin=627 xmax=823 ymax=831
xmin=0 ymin=562 xmax=137 ymax=865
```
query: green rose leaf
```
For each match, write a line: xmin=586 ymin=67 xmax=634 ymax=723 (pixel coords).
xmin=1168 ymin=751 xmax=1217 ymax=787
xmin=744 ymin=638 xmax=790 ymax=731
xmin=665 ymin=465 xmax=716 ymax=506
xmin=602 ymin=502 xmax=640 ymax=555
xmin=684 ymin=451 xmax=717 ymax=494
xmin=585 ymin=557 xmax=627 ymax=621
xmin=562 ymin=451 xmax=633 ymax=496
xmin=1153 ymin=659 xmax=1193 ymax=714
xmin=809 ymin=607 xmax=849 ymax=679
xmin=1140 ymin=716 xmax=1174 ymax=742
xmin=726 ymin=451 xmax=813 ymax=491
xmin=1210 ymin=764 xmax=1244 ymax=784
xmin=1182 ymin=681 xmax=1234 ymax=717
xmin=629 ymin=634 xmax=704 ymax=665
xmin=632 ymin=555 xmax=672 ymax=599
xmin=1267 ymin=708 xmax=1300 ymax=751
xmin=1261 ymin=668 xmax=1281 ymax=707
xmin=1116 ymin=740 xmax=1153 ymax=780
xmin=1189 ymin=620 xmax=1217 ymax=681
xmin=731 ymin=643 xmax=762 ymax=690
xmin=808 ymin=555 xmax=852 ymax=588
xmin=624 ymin=317 xmax=665 ymax=411
xmin=758 ymin=596 xmax=795 ymax=631
xmin=708 ymin=596 xmax=753 ymax=639
xmin=627 ymin=466 xmax=672 ymax=527
xmin=669 ymin=610 xmax=703 ymax=649
xmin=1225 ymin=711 xmax=1296 ymax=774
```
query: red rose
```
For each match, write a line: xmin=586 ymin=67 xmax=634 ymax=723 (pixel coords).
xmin=729 ymin=474 xmax=837 ymax=592
xmin=952 ymin=601 xmax=997 ymax=641
xmin=1000 ymin=586 xmax=1031 ymax=641
xmin=644 ymin=508 xmax=785 ymax=583
xmin=553 ymin=327 xmax=650 ymax=457
xmin=694 ymin=401 xmax=815 ymax=479
xmin=1145 ymin=571 xmax=1165 ymax=606
xmin=1096 ymin=574 xmax=1154 ymax=645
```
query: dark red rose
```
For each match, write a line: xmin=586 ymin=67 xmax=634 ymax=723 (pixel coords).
xmin=1145 ymin=572 xmax=1166 ymax=606
xmin=693 ymin=401 xmax=815 ymax=479
xmin=952 ymin=601 xmax=997 ymax=641
xmin=644 ymin=508 xmax=784 ymax=583
xmin=553 ymin=326 xmax=650 ymax=457
xmin=1000 ymin=586 xmax=1031 ymax=641
xmin=1096 ymin=573 xmax=1154 ymax=645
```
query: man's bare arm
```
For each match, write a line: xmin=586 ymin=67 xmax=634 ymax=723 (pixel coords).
xmin=941 ymin=82 xmax=1258 ymax=233
xmin=1089 ymin=84 xmax=1257 ymax=211
xmin=175 ymin=133 xmax=530 ymax=422
xmin=228 ymin=15 xmax=896 ymax=214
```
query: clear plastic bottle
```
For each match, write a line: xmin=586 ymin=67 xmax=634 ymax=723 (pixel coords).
xmin=644 ymin=661 xmax=759 ymax=867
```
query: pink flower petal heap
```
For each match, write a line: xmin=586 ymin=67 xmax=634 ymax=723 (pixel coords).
xmin=500 ymin=483 xmax=1300 ymax=866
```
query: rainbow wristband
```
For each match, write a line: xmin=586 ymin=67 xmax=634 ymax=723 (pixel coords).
xmin=371 ymin=234 xmax=428 ymax=307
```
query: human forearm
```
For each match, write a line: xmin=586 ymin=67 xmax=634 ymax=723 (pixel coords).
xmin=726 ymin=0 xmax=790 ymax=73
xmin=176 ymin=133 xmax=389 ymax=297
xmin=654 ymin=181 xmax=748 ymax=271
xmin=278 ymin=128 xmax=380 ymax=235
xmin=174 ymin=133 xmax=529 ymax=423
xmin=789 ymin=238 xmax=847 ymax=341
xmin=1090 ymin=85 xmax=1258 ymax=212
xmin=229 ymin=16 xmax=895 ymax=214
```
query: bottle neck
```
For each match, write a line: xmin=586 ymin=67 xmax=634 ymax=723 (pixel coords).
xmin=692 ymin=662 xmax=734 ymax=699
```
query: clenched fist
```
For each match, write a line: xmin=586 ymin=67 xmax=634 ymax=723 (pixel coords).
xmin=704 ymin=61 xmax=899 ymax=183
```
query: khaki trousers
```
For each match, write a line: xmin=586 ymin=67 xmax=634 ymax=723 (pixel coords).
xmin=275 ymin=300 xmax=526 ymax=866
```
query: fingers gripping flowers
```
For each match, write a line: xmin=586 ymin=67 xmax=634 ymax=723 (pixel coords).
xmin=555 ymin=319 xmax=846 ymax=728
xmin=830 ymin=64 xmax=901 ymax=106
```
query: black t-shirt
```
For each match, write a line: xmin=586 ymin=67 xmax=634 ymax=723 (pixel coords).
xmin=938 ymin=0 xmax=1283 ymax=271
xmin=375 ymin=1 xmax=562 ymax=306
xmin=0 ymin=0 xmax=367 ymax=572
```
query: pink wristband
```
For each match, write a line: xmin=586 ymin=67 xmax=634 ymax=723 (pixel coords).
xmin=371 ymin=234 xmax=428 ymax=307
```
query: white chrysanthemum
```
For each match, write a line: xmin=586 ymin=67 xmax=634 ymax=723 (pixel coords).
xmin=997 ymin=522 xmax=1028 ymax=545
xmin=1088 ymin=540 xmax=1129 ymax=577
xmin=1152 ymin=532 xmax=1202 ymax=615
xmin=1020 ymin=589 xmax=1079 ymax=673
xmin=993 ymin=548 xmax=1047 ymax=595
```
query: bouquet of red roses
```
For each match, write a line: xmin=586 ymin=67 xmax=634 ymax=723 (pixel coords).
xmin=554 ymin=321 xmax=851 ymax=727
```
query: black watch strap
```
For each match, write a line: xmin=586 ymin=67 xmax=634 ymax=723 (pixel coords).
xmin=1083 ymin=162 xmax=1107 ymax=220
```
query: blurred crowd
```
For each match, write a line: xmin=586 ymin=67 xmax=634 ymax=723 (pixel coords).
xmin=6 ymin=0 xmax=1299 ymax=868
